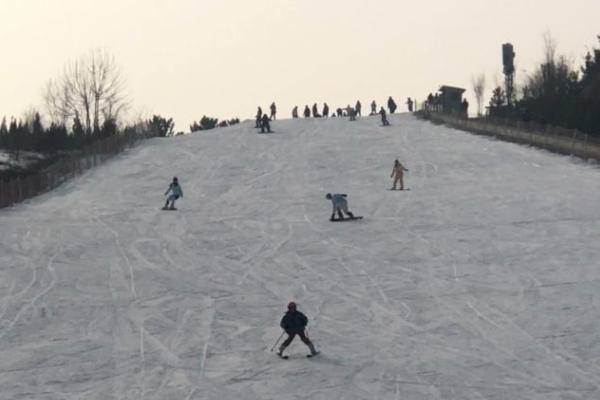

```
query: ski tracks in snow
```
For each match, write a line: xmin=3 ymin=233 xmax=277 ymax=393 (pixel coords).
xmin=0 ymin=245 xmax=60 ymax=341
xmin=387 ymin=120 xmax=599 ymax=398
xmin=2 ymin=117 xmax=600 ymax=400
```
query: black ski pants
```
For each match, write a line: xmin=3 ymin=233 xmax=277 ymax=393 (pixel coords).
xmin=282 ymin=330 xmax=312 ymax=347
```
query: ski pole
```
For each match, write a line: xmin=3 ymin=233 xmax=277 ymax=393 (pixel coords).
xmin=270 ymin=331 xmax=285 ymax=352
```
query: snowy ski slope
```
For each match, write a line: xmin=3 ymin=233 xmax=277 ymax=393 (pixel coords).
xmin=1 ymin=114 xmax=599 ymax=400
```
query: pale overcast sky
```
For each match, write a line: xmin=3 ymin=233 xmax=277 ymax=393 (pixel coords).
xmin=1 ymin=0 xmax=599 ymax=129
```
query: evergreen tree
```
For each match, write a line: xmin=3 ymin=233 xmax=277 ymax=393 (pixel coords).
xmin=489 ymin=87 xmax=506 ymax=109
xmin=31 ymin=112 xmax=43 ymax=136
xmin=190 ymin=116 xmax=219 ymax=131
xmin=72 ymin=112 xmax=85 ymax=147
xmin=100 ymin=117 xmax=117 ymax=137
xmin=0 ymin=117 xmax=7 ymax=136
xmin=148 ymin=115 xmax=174 ymax=137
xmin=39 ymin=123 xmax=68 ymax=154
xmin=0 ymin=117 xmax=7 ymax=149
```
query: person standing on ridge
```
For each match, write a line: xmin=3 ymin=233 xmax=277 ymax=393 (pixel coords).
xmin=461 ymin=98 xmax=469 ymax=118
xmin=270 ymin=102 xmax=277 ymax=120
xmin=387 ymin=96 xmax=397 ymax=114
xmin=406 ymin=97 xmax=414 ymax=112
xmin=355 ymin=100 xmax=362 ymax=117
xmin=292 ymin=105 xmax=298 ymax=119
xmin=255 ymin=107 xmax=263 ymax=128
xmin=322 ymin=103 xmax=329 ymax=118
xmin=326 ymin=193 xmax=355 ymax=221
xmin=370 ymin=100 xmax=377 ymax=115
xmin=278 ymin=302 xmax=318 ymax=357
xmin=304 ymin=105 xmax=311 ymax=118
xmin=260 ymin=113 xmax=271 ymax=133
xmin=345 ymin=105 xmax=356 ymax=121
xmin=163 ymin=177 xmax=183 ymax=210
xmin=390 ymin=159 xmax=409 ymax=190
xmin=312 ymin=103 xmax=321 ymax=118
xmin=379 ymin=106 xmax=390 ymax=126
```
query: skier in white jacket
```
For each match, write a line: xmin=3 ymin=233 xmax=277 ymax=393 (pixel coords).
xmin=326 ymin=193 xmax=355 ymax=221
xmin=163 ymin=177 xmax=183 ymax=210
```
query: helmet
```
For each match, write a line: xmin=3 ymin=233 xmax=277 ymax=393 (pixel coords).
xmin=173 ymin=177 xmax=178 ymax=182
xmin=325 ymin=193 xmax=332 ymax=200
xmin=287 ymin=301 xmax=297 ymax=310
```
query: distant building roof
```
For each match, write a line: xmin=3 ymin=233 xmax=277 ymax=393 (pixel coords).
xmin=439 ymin=85 xmax=466 ymax=94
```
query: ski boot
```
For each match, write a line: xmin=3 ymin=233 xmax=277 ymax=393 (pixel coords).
xmin=277 ymin=345 xmax=288 ymax=359
xmin=308 ymin=343 xmax=319 ymax=357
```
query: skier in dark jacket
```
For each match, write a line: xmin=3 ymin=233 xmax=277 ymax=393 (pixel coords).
xmin=387 ymin=96 xmax=397 ymax=114
xmin=270 ymin=102 xmax=277 ymax=120
xmin=355 ymin=100 xmax=362 ymax=117
xmin=292 ymin=105 xmax=298 ymax=119
xmin=260 ymin=114 xmax=271 ymax=133
xmin=278 ymin=302 xmax=318 ymax=357
xmin=322 ymin=103 xmax=329 ymax=118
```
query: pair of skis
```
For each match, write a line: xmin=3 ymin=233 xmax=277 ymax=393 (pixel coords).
xmin=278 ymin=351 xmax=319 ymax=360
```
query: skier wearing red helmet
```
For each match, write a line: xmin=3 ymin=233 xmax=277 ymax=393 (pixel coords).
xmin=278 ymin=302 xmax=318 ymax=357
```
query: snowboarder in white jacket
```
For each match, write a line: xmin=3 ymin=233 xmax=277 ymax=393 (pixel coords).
xmin=326 ymin=193 xmax=355 ymax=221
xmin=163 ymin=177 xmax=183 ymax=210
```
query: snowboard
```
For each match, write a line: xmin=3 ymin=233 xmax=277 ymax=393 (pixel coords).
xmin=330 ymin=216 xmax=363 ymax=222
xmin=161 ymin=207 xmax=177 ymax=211
xmin=388 ymin=188 xmax=410 ymax=191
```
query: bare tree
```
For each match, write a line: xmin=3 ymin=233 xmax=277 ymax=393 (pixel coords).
xmin=543 ymin=31 xmax=557 ymax=66
xmin=471 ymin=73 xmax=486 ymax=117
xmin=44 ymin=49 xmax=129 ymax=133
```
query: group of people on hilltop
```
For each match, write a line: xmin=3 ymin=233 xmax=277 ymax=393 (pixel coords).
xmin=248 ymin=96 xmax=416 ymax=136
xmin=255 ymin=102 xmax=277 ymax=133
xmin=290 ymin=96 xmax=404 ymax=121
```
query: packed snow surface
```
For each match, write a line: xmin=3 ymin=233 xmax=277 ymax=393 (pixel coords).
xmin=1 ymin=114 xmax=599 ymax=400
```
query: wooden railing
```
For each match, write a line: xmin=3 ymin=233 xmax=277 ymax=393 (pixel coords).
xmin=417 ymin=111 xmax=600 ymax=161
xmin=1 ymin=131 xmax=158 ymax=209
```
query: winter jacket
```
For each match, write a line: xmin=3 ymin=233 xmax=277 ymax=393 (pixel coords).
xmin=280 ymin=310 xmax=309 ymax=333
xmin=329 ymin=194 xmax=348 ymax=210
xmin=166 ymin=183 xmax=183 ymax=198
xmin=387 ymin=97 xmax=397 ymax=113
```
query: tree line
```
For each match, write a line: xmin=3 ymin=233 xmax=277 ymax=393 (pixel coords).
xmin=1 ymin=48 xmax=246 ymax=181
xmin=488 ymin=34 xmax=600 ymax=137
xmin=0 ymin=112 xmax=176 ymax=159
